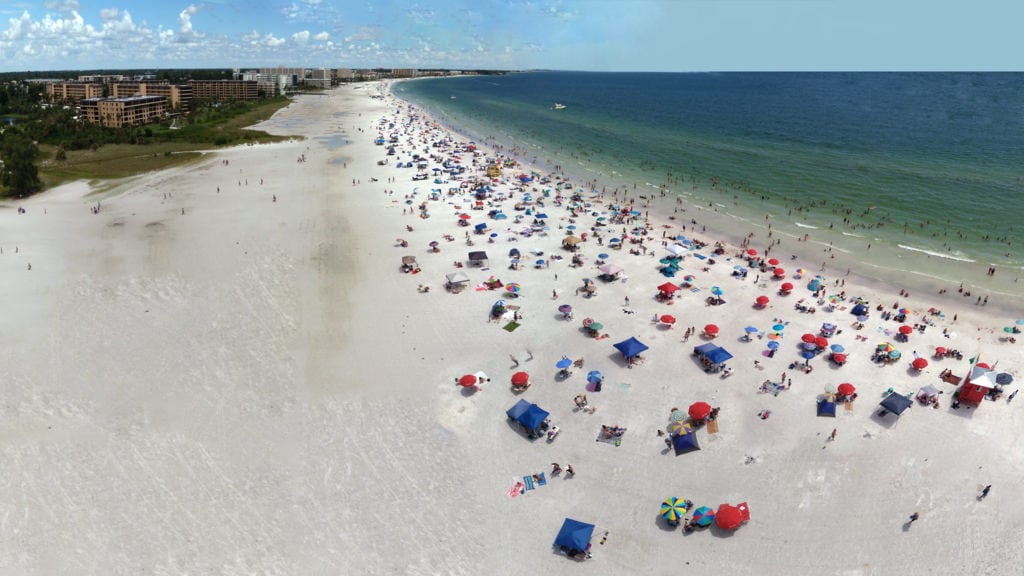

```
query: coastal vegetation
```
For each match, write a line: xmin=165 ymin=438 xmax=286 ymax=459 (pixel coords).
xmin=0 ymin=77 xmax=295 ymax=197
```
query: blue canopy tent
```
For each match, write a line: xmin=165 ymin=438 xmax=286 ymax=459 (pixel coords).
xmin=705 ymin=347 xmax=733 ymax=364
xmin=817 ymin=398 xmax=837 ymax=417
xmin=613 ymin=337 xmax=649 ymax=359
xmin=554 ymin=518 xmax=595 ymax=555
xmin=694 ymin=342 xmax=718 ymax=356
xmin=506 ymin=399 xmax=550 ymax=435
xmin=672 ymin=431 xmax=701 ymax=455
xmin=880 ymin=392 xmax=913 ymax=416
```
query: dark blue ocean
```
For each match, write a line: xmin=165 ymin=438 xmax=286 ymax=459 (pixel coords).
xmin=395 ymin=72 xmax=1024 ymax=281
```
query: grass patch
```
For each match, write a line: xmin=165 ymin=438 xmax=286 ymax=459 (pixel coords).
xmin=38 ymin=143 xmax=207 ymax=188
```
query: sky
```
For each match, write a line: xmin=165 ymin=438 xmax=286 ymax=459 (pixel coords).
xmin=0 ymin=0 xmax=1019 ymax=73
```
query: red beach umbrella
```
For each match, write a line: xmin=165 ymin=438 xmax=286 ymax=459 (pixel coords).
xmin=832 ymin=353 xmax=847 ymax=364
xmin=459 ymin=213 xmax=471 ymax=220
xmin=912 ymin=358 xmax=928 ymax=370
xmin=814 ymin=336 xmax=829 ymax=349
xmin=780 ymin=282 xmax=794 ymax=292
xmin=755 ymin=295 xmax=770 ymax=306
xmin=767 ymin=258 xmax=780 ymax=266
xmin=898 ymin=325 xmax=913 ymax=335
xmin=660 ymin=314 xmax=677 ymax=325
xmin=458 ymin=374 xmax=478 ymax=387
xmin=801 ymin=333 xmax=816 ymax=343
xmin=704 ymin=324 xmax=719 ymax=335
xmin=773 ymin=268 xmax=786 ymax=277
xmin=511 ymin=371 xmax=530 ymax=386
xmin=715 ymin=503 xmax=749 ymax=530
xmin=688 ymin=401 xmax=712 ymax=420
xmin=935 ymin=346 xmax=947 ymax=356
xmin=746 ymin=248 xmax=758 ymax=257
xmin=837 ymin=382 xmax=856 ymax=396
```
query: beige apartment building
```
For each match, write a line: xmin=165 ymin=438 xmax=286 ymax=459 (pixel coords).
xmin=189 ymin=80 xmax=258 ymax=101
xmin=111 ymin=82 xmax=193 ymax=113
xmin=46 ymin=82 xmax=103 ymax=104
xmin=80 ymin=96 xmax=167 ymax=128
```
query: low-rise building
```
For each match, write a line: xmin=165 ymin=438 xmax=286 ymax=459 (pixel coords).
xmin=46 ymin=82 xmax=103 ymax=104
xmin=189 ymin=80 xmax=259 ymax=101
xmin=80 ymin=95 xmax=167 ymax=128
xmin=111 ymin=82 xmax=193 ymax=113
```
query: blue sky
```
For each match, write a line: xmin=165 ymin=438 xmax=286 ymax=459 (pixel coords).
xmin=0 ymin=0 xmax=1018 ymax=72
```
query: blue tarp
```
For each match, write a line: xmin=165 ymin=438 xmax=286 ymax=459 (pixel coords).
xmin=613 ymin=337 xmax=649 ymax=359
xmin=672 ymin=432 xmax=701 ymax=455
xmin=554 ymin=518 xmax=595 ymax=551
xmin=506 ymin=399 xmax=549 ymax=432
xmin=705 ymin=347 xmax=733 ymax=364
xmin=474 ymin=223 xmax=488 ymax=231
xmin=817 ymin=399 xmax=837 ymax=417
xmin=880 ymin=392 xmax=913 ymax=415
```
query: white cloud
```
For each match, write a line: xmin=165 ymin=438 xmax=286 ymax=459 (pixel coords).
xmin=282 ymin=3 xmax=299 ymax=20
xmin=43 ymin=0 xmax=81 ymax=15
xmin=291 ymin=30 xmax=310 ymax=43
xmin=313 ymin=31 xmax=329 ymax=42
xmin=98 ymin=8 xmax=120 ymax=21
xmin=263 ymin=33 xmax=285 ymax=47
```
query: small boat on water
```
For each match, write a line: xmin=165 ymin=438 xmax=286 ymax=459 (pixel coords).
xmin=553 ymin=103 xmax=567 ymax=110
xmin=450 ymin=95 xmax=457 ymax=100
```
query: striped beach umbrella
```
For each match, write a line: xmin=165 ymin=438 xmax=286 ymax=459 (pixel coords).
xmin=692 ymin=506 xmax=715 ymax=527
xmin=661 ymin=497 xmax=688 ymax=524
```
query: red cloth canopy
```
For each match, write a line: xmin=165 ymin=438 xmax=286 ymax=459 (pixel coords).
xmin=912 ymin=357 xmax=928 ymax=370
xmin=814 ymin=336 xmax=829 ymax=349
xmin=898 ymin=325 xmax=913 ymax=335
xmin=660 ymin=315 xmax=676 ymax=324
xmin=688 ymin=401 xmax=712 ymax=420
xmin=657 ymin=282 xmax=680 ymax=294
xmin=755 ymin=295 xmax=770 ymax=305
xmin=511 ymin=371 xmax=530 ymax=386
xmin=458 ymin=374 xmax=478 ymax=387
xmin=837 ymin=382 xmax=856 ymax=396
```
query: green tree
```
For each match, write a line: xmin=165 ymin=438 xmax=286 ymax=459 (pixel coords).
xmin=0 ymin=130 xmax=42 ymax=196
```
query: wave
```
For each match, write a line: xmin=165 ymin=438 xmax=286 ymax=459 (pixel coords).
xmin=794 ymin=222 xmax=818 ymax=229
xmin=897 ymin=244 xmax=976 ymax=263
xmin=841 ymin=231 xmax=865 ymax=238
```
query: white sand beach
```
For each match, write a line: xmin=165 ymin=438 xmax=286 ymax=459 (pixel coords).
xmin=1 ymin=83 xmax=1022 ymax=575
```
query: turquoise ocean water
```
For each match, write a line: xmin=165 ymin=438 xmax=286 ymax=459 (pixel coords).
xmin=394 ymin=72 xmax=1024 ymax=305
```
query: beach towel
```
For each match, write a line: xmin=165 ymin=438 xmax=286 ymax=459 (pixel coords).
xmin=508 ymin=480 xmax=525 ymax=498
xmin=523 ymin=475 xmax=535 ymax=491
xmin=691 ymin=287 xmax=701 ymax=293
xmin=503 ymin=322 xmax=521 ymax=332
xmin=596 ymin=426 xmax=628 ymax=446
xmin=845 ymin=401 xmax=854 ymax=412
xmin=537 ymin=472 xmax=547 ymax=486
xmin=706 ymin=419 xmax=719 ymax=434
xmin=694 ymin=254 xmax=707 ymax=260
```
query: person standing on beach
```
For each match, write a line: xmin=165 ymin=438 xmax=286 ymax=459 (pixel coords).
xmin=981 ymin=485 xmax=992 ymax=499
xmin=510 ymin=354 xmax=519 ymax=368
xmin=566 ymin=464 xmax=575 ymax=477
xmin=908 ymin=512 xmax=920 ymax=524
xmin=830 ymin=428 xmax=837 ymax=441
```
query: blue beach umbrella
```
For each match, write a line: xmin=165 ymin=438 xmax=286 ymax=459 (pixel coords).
xmin=802 ymin=350 xmax=816 ymax=363
xmin=556 ymin=358 xmax=573 ymax=369
xmin=830 ymin=344 xmax=845 ymax=353
xmin=536 ymin=259 xmax=545 ymax=266
xmin=802 ymin=342 xmax=818 ymax=351
xmin=767 ymin=341 xmax=780 ymax=350
xmin=745 ymin=326 xmax=759 ymax=334
xmin=567 ymin=225 xmax=577 ymax=230
xmin=710 ymin=286 xmax=724 ymax=296
xmin=587 ymin=370 xmax=603 ymax=384
xmin=772 ymin=324 xmax=786 ymax=332
xmin=598 ymin=253 xmax=610 ymax=260
xmin=856 ymin=315 xmax=868 ymax=323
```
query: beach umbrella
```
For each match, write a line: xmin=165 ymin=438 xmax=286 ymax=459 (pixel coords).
xmin=912 ymin=358 xmax=928 ymax=370
xmin=508 ymin=248 xmax=520 ymax=257
xmin=745 ymin=326 xmax=759 ymax=334
xmin=458 ymin=374 xmax=478 ymax=387
xmin=1005 ymin=327 xmax=1016 ymax=333
xmin=704 ymin=324 xmax=719 ymax=335
xmin=780 ymin=282 xmax=794 ymax=292
xmin=767 ymin=341 xmax=780 ymax=350
xmin=772 ymin=323 xmax=785 ymax=332
xmin=510 ymin=371 xmax=530 ymax=386
xmin=490 ymin=232 xmax=499 ymax=238
xmin=556 ymin=357 xmax=573 ymax=370
xmin=598 ymin=253 xmax=610 ymax=260
xmin=667 ymin=420 xmax=690 ymax=436
xmin=889 ymin=350 xmax=902 ymax=360
xmin=670 ymin=410 xmax=688 ymax=422
xmin=683 ymin=274 xmax=696 ymax=284
xmin=746 ymin=248 xmax=758 ymax=257
xmin=824 ymin=382 xmax=837 ymax=394
xmin=586 ymin=370 xmax=603 ymax=384
xmin=832 ymin=353 xmax=847 ymax=364
xmin=934 ymin=346 xmax=946 ymax=356
xmin=715 ymin=503 xmax=749 ymax=531
xmin=567 ymin=225 xmax=577 ymax=230
xmin=796 ymin=268 xmax=807 ymax=276
xmin=773 ymin=268 xmax=786 ymax=277
xmin=802 ymin=342 xmax=818 ymax=351
xmin=996 ymin=373 xmax=1014 ymax=385
xmin=558 ymin=304 xmax=573 ymax=314
xmin=429 ymin=240 xmax=439 ymax=247
xmin=830 ymin=344 xmax=845 ymax=353
xmin=756 ymin=295 xmax=770 ymax=306
xmin=688 ymin=401 xmax=712 ymax=421
xmin=710 ymin=286 xmax=724 ymax=296
xmin=767 ymin=258 xmax=780 ymax=266
xmin=802 ymin=350 xmax=816 ymax=362
xmin=505 ymin=283 xmax=521 ymax=293
xmin=898 ymin=325 xmax=913 ymax=335
xmin=692 ymin=506 xmax=715 ymax=527
xmin=767 ymin=332 xmax=781 ymax=340
xmin=856 ymin=315 xmax=868 ymax=323
xmin=588 ymin=322 xmax=604 ymax=331
xmin=661 ymin=497 xmax=688 ymax=524
xmin=801 ymin=333 xmax=816 ymax=343
xmin=828 ymin=295 xmax=842 ymax=304
xmin=459 ymin=213 xmax=471 ymax=220
xmin=837 ymin=383 xmax=856 ymax=396
xmin=660 ymin=314 xmax=677 ymax=325
xmin=815 ymin=336 xmax=829 ymax=349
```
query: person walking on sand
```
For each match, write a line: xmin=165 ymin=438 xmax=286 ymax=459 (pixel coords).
xmin=908 ymin=512 xmax=920 ymax=524
xmin=981 ymin=485 xmax=992 ymax=499
xmin=510 ymin=354 xmax=520 ymax=368
xmin=551 ymin=463 xmax=562 ymax=475
xmin=830 ymin=428 xmax=837 ymax=441
xmin=565 ymin=464 xmax=575 ymax=477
